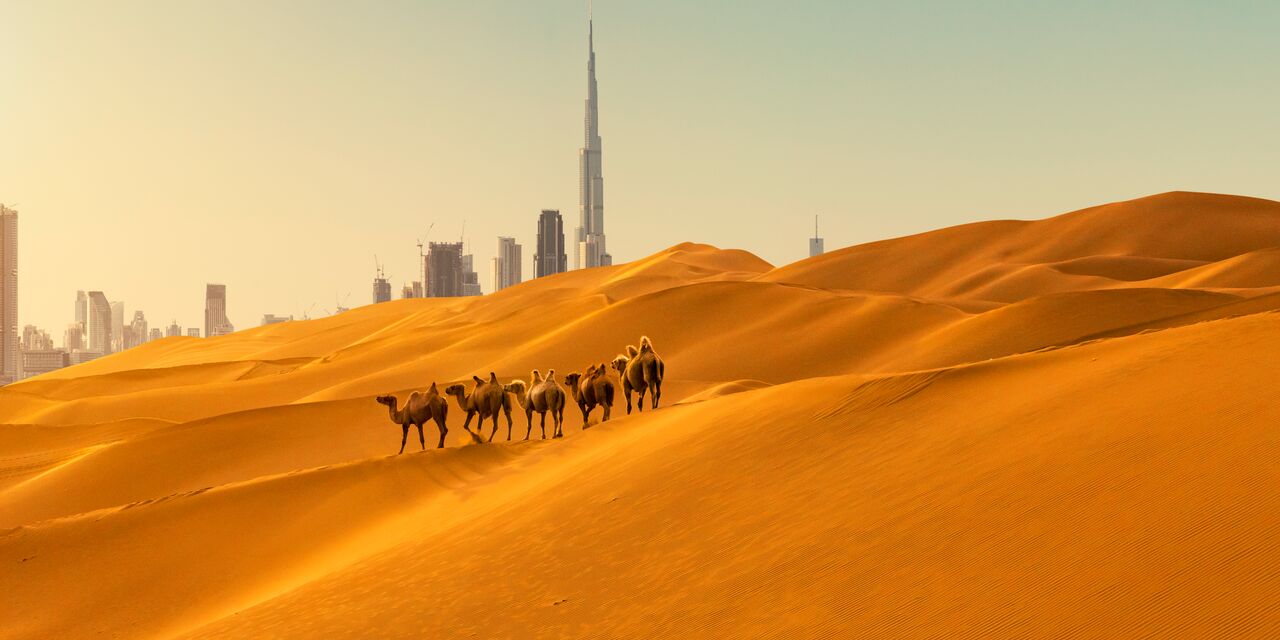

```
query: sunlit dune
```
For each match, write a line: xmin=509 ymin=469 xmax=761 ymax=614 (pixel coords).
xmin=3 ymin=192 xmax=1279 ymax=638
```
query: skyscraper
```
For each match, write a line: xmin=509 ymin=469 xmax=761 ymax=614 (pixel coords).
xmin=809 ymin=215 xmax=825 ymax=257
xmin=492 ymin=236 xmax=523 ymax=292
xmin=575 ymin=16 xmax=611 ymax=270
xmin=461 ymin=253 xmax=482 ymax=297
xmin=0 ymin=205 xmax=16 ymax=384
xmin=75 ymin=291 xmax=87 ymax=331
xmin=86 ymin=291 xmax=112 ymax=354
xmin=204 ymin=284 xmax=234 ymax=337
xmin=426 ymin=242 xmax=464 ymax=297
xmin=129 ymin=310 xmax=148 ymax=349
xmin=166 ymin=320 xmax=182 ymax=338
xmin=109 ymin=301 xmax=125 ymax=353
xmin=535 ymin=209 xmax=567 ymax=278
xmin=372 ymin=273 xmax=391 ymax=304
xmin=64 ymin=323 xmax=85 ymax=351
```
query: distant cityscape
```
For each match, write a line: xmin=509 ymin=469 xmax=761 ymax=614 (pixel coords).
xmin=0 ymin=17 xmax=826 ymax=385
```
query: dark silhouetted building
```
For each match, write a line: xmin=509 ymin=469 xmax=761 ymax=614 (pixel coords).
xmin=426 ymin=242 xmax=464 ymax=297
xmin=535 ymin=210 xmax=567 ymax=278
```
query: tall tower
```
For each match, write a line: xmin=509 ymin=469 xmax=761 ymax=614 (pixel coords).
xmin=535 ymin=209 xmax=567 ymax=278
xmin=809 ymin=215 xmax=825 ymax=257
xmin=492 ymin=236 xmax=523 ymax=292
xmin=86 ymin=291 xmax=112 ymax=354
xmin=0 ymin=205 xmax=16 ymax=383
xmin=575 ymin=14 xmax=611 ymax=270
xmin=204 ymin=284 xmax=234 ymax=337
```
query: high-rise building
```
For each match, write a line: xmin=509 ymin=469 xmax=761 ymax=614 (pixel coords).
xmin=74 ymin=290 xmax=87 ymax=331
xmin=426 ymin=242 xmax=464 ymax=297
xmin=86 ymin=291 xmax=112 ymax=355
xmin=461 ymin=253 xmax=482 ymax=297
xmin=492 ymin=236 xmax=523 ymax=293
xmin=166 ymin=321 xmax=182 ymax=338
xmin=261 ymin=314 xmax=292 ymax=326
xmin=204 ymin=284 xmax=234 ymax=337
xmin=149 ymin=327 xmax=163 ymax=342
xmin=575 ymin=17 xmax=611 ymax=270
xmin=372 ymin=271 xmax=391 ymax=304
xmin=187 ymin=328 xmax=201 ymax=338
xmin=535 ymin=210 xmax=568 ymax=278
xmin=22 ymin=325 xmax=54 ymax=351
xmin=400 ymin=284 xmax=416 ymax=299
xmin=411 ymin=281 xmax=424 ymax=298
xmin=64 ymin=323 xmax=85 ymax=351
xmin=129 ymin=310 xmax=148 ymax=349
xmin=809 ymin=215 xmax=825 ymax=257
xmin=109 ymin=301 xmax=125 ymax=353
xmin=0 ymin=204 xmax=16 ymax=384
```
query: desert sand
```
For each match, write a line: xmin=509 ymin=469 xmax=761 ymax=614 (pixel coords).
xmin=1 ymin=191 xmax=1278 ymax=638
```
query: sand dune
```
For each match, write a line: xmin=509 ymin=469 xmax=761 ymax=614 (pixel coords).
xmin=3 ymin=191 xmax=1279 ymax=638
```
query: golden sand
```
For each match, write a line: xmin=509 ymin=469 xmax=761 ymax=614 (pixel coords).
xmin=2 ymin=192 xmax=1278 ymax=638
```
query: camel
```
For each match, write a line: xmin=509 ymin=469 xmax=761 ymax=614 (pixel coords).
xmin=611 ymin=335 xmax=666 ymax=414
xmin=505 ymin=369 xmax=568 ymax=439
xmin=445 ymin=372 xmax=515 ymax=442
xmin=564 ymin=364 xmax=616 ymax=429
xmin=375 ymin=382 xmax=449 ymax=452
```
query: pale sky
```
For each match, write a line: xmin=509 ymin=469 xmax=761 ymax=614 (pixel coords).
xmin=2 ymin=0 xmax=1278 ymax=334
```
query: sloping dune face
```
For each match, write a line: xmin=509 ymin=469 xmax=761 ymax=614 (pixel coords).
xmin=3 ymin=193 xmax=1280 ymax=638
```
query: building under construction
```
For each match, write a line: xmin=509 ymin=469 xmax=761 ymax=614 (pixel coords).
xmin=426 ymin=242 xmax=464 ymax=298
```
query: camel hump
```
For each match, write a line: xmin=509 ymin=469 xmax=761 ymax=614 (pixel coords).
xmin=626 ymin=345 xmax=639 ymax=358
xmin=640 ymin=336 xmax=653 ymax=352
xmin=428 ymin=381 xmax=438 ymax=391
xmin=489 ymin=372 xmax=498 ymax=383
xmin=473 ymin=375 xmax=484 ymax=385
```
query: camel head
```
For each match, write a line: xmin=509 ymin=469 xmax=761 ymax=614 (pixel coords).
xmin=611 ymin=355 xmax=629 ymax=375
xmin=563 ymin=372 xmax=581 ymax=389
xmin=375 ymin=394 xmax=396 ymax=407
xmin=444 ymin=384 xmax=466 ymax=398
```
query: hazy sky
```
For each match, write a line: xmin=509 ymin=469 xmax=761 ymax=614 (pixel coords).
xmin=3 ymin=1 xmax=1278 ymax=334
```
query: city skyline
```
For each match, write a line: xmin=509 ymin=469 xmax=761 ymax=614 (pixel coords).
xmin=4 ymin=1 xmax=1280 ymax=334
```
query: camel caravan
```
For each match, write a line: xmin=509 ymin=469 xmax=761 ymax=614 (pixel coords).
xmin=376 ymin=336 xmax=666 ymax=453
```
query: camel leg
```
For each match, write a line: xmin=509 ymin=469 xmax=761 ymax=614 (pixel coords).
xmin=603 ymin=401 xmax=611 ymax=423
xmin=505 ymin=406 xmax=514 ymax=441
xmin=435 ymin=416 xmax=448 ymax=449
xmin=580 ymin=403 xmax=591 ymax=430
xmin=624 ymin=386 xmax=633 ymax=415
xmin=539 ymin=411 xmax=547 ymax=439
xmin=487 ymin=413 xmax=499 ymax=442
xmin=398 ymin=424 xmax=409 ymax=454
xmin=417 ymin=423 xmax=426 ymax=451
xmin=637 ymin=387 xmax=647 ymax=412
xmin=462 ymin=411 xmax=475 ymax=435
xmin=653 ymin=381 xmax=661 ymax=409
xmin=524 ymin=409 xmax=534 ymax=440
